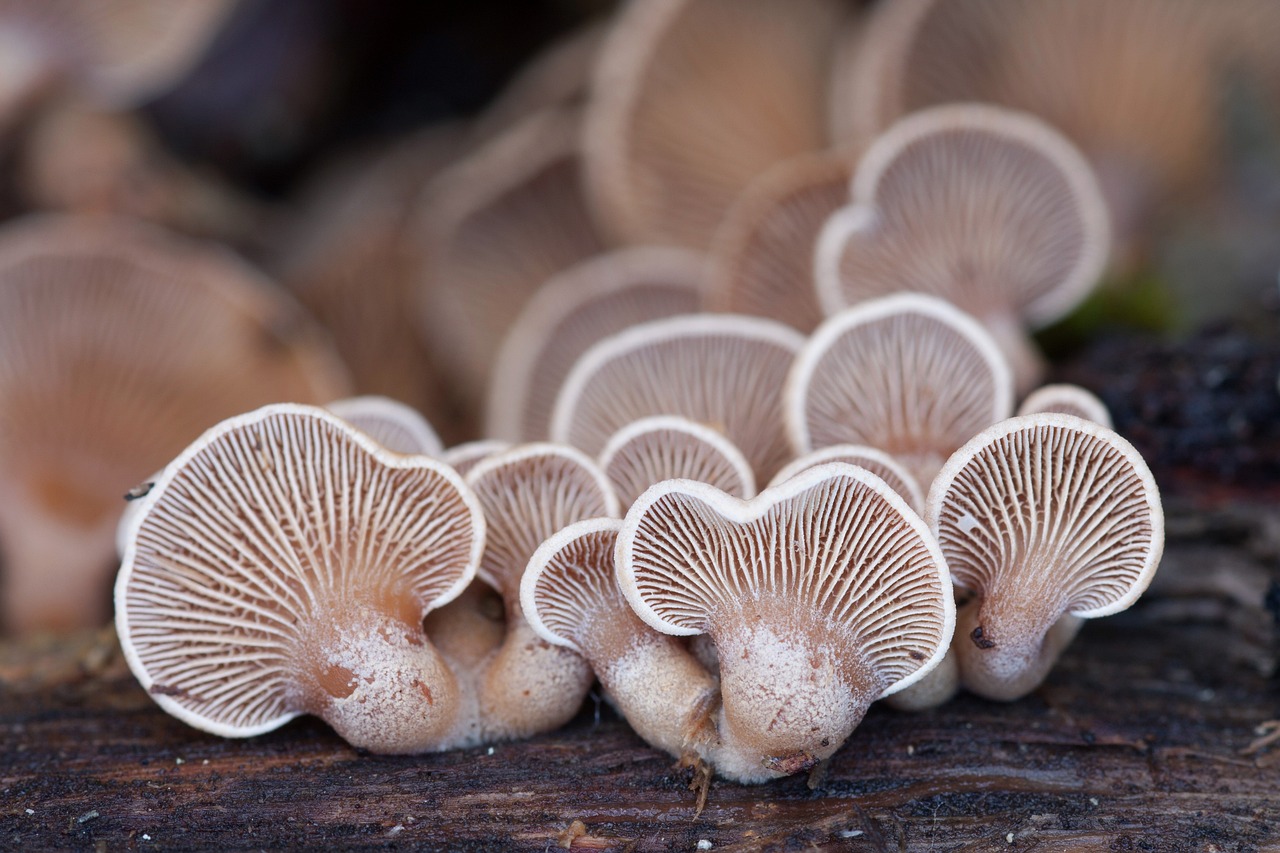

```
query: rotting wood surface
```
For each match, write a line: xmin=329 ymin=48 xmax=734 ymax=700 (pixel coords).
xmin=2 ymin=501 xmax=1278 ymax=852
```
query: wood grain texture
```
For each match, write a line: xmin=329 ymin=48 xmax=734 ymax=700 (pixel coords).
xmin=2 ymin=501 xmax=1278 ymax=852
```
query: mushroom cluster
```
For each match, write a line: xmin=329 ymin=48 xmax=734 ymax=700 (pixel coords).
xmin=14 ymin=0 xmax=1264 ymax=800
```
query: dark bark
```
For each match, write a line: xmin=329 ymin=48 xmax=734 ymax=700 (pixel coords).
xmin=2 ymin=501 xmax=1278 ymax=852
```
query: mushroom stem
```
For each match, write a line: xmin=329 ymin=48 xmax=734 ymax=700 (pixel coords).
xmin=576 ymin=600 xmax=718 ymax=759
xmin=981 ymin=309 xmax=1046 ymax=398
xmin=297 ymin=599 xmax=462 ymax=754
xmin=882 ymin=646 xmax=958 ymax=711
xmin=953 ymin=598 xmax=1083 ymax=702
xmin=711 ymin=597 xmax=878 ymax=777
xmin=477 ymin=601 xmax=594 ymax=741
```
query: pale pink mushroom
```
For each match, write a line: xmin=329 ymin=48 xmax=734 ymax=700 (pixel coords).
xmin=617 ymin=464 xmax=954 ymax=782
xmin=583 ymin=0 xmax=846 ymax=248
xmin=464 ymin=443 xmax=620 ymax=740
xmin=0 ymin=215 xmax=348 ymax=635
xmin=929 ymin=413 xmax=1164 ymax=700
xmin=326 ymin=396 xmax=444 ymax=457
xmin=785 ymin=293 xmax=1013 ymax=489
xmin=705 ymin=149 xmax=856 ymax=333
xmin=598 ymin=415 xmax=756 ymax=508
xmin=1017 ymin=383 xmax=1112 ymax=428
xmin=115 ymin=404 xmax=484 ymax=753
xmin=815 ymin=104 xmax=1111 ymax=392
xmin=441 ymin=440 xmax=512 ymax=478
xmin=485 ymin=247 xmax=705 ymax=443
xmin=766 ymin=444 xmax=922 ymax=517
xmin=551 ymin=314 xmax=805 ymax=483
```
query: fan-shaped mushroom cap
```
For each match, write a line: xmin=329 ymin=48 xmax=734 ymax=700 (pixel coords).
xmin=786 ymin=293 xmax=1013 ymax=489
xmin=415 ymin=107 xmax=607 ymax=417
xmin=463 ymin=443 xmax=619 ymax=740
xmin=599 ymin=415 xmax=756 ymax=509
xmin=551 ymin=314 xmax=804 ymax=484
xmin=815 ymin=104 xmax=1111 ymax=392
xmin=442 ymin=440 xmax=511 ymax=478
xmin=326 ymin=396 xmax=444 ymax=457
xmin=618 ymin=464 xmax=954 ymax=779
xmin=705 ymin=149 xmax=856 ymax=333
xmin=0 ymin=0 xmax=240 ymax=113
xmin=1017 ymin=383 xmax=1112 ymax=428
xmin=486 ymin=247 xmax=705 ymax=443
xmin=115 ymin=404 xmax=485 ymax=753
xmin=843 ymin=0 xmax=1224 ymax=243
xmin=0 ymin=215 xmax=348 ymax=635
xmin=521 ymin=517 xmax=717 ymax=760
xmin=928 ymin=413 xmax=1164 ymax=701
xmin=583 ymin=0 xmax=846 ymax=248
xmin=767 ymin=444 xmax=923 ymax=518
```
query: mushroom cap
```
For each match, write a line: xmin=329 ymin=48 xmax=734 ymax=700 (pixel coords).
xmin=0 ymin=215 xmax=348 ymax=633
xmin=1017 ymin=383 xmax=1112 ymax=428
xmin=766 ymin=444 xmax=923 ymax=518
xmin=114 ymin=403 xmax=485 ymax=738
xmin=843 ymin=0 xmax=1223 ymax=211
xmin=326 ymin=396 xmax=444 ymax=457
xmin=551 ymin=313 xmax=805 ymax=483
xmin=785 ymin=292 xmax=1013 ymax=486
xmin=927 ymin=413 xmax=1164 ymax=620
xmin=599 ymin=415 xmax=756 ymax=508
xmin=705 ymin=148 xmax=856 ymax=333
xmin=583 ymin=0 xmax=845 ymax=248
xmin=442 ymin=440 xmax=511 ymax=478
xmin=815 ymin=103 xmax=1111 ymax=330
xmin=616 ymin=463 xmax=954 ymax=697
xmin=520 ymin=517 xmax=625 ymax=655
xmin=415 ymin=107 xmax=606 ymax=408
xmin=464 ymin=443 xmax=619 ymax=597
xmin=485 ymin=246 xmax=705 ymax=443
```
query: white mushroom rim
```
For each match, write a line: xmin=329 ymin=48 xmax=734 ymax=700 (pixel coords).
xmin=926 ymin=412 xmax=1164 ymax=619
xmin=784 ymin=292 xmax=1014 ymax=455
xmin=549 ymin=313 xmax=807 ymax=446
xmin=615 ymin=462 xmax=956 ymax=698
xmin=113 ymin=402 xmax=486 ymax=739
xmin=1017 ymin=383 xmax=1113 ymax=428
xmin=598 ymin=415 xmax=757 ymax=498
xmin=326 ymin=395 xmax=445 ymax=457
xmin=766 ymin=444 xmax=923 ymax=516
xmin=813 ymin=103 xmax=1112 ymax=325
xmin=520 ymin=516 xmax=626 ymax=654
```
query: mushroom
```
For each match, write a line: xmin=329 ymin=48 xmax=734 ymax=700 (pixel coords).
xmin=551 ymin=314 xmax=805 ymax=484
xmin=583 ymin=0 xmax=846 ymax=248
xmin=486 ymin=246 xmax=705 ymax=443
xmin=442 ymin=440 xmax=511 ymax=478
xmin=928 ymin=413 xmax=1164 ymax=701
xmin=521 ymin=517 xmax=718 ymax=762
xmin=841 ymin=0 xmax=1227 ymax=255
xmin=115 ymin=404 xmax=485 ymax=753
xmin=464 ymin=443 xmax=620 ymax=740
xmin=785 ymin=292 xmax=1013 ymax=489
xmin=598 ymin=415 xmax=756 ymax=508
xmin=0 ymin=215 xmax=348 ymax=635
xmin=326 ymin=396 xmax=444 ymax=457
xmin=616 ymin=464 xmax=954 ymax=781
xmin=1017 ymin=383 xmax=1112 ymax=428
xmin=814 ymin=104 xmax=1111 ymax=392
xmin=415 ymin=107 xmax=607 ymax=422
xmin=766 ymin=444 xmax=923 ymax=517
xmin=705 ymin=149 xmax=856 ymax=333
